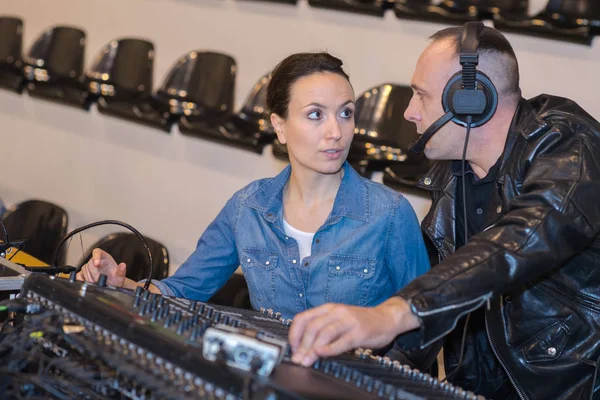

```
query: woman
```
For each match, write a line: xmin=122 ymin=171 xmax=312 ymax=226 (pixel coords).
xmin=79 ymin=52 xmax=430 ymax=319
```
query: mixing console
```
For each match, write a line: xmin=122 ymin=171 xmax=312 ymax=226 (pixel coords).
xmin=0 ymin=273 xmax=485 ymax=400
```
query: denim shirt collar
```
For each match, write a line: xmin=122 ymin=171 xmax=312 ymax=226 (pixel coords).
xmin=241 ymin=162 xmax=370 ymax=229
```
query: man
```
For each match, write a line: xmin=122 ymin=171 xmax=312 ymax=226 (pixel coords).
xmin=288 ymin=24 xmax=600 ymax=400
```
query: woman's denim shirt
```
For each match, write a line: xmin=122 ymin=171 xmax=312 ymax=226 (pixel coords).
xmin=153 ymin=162 xmax=430 ymax=319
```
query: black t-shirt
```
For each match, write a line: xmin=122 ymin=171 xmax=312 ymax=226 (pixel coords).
xmin=453 ymin=158 xmax=501 ymax=249
xmin=447 ymin=158 xmax=518 ymax=398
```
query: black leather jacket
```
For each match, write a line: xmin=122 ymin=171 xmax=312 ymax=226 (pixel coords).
xmin=394 ymin=95 xmax=600 ymax=400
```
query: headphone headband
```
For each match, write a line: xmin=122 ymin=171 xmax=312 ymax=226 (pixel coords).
xmin=461 ymin=22 xmax=483 ymax=57
xmin=445 ymin=21 xmax=498 ymax=128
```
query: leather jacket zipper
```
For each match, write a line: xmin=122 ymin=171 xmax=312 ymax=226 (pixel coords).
xmin=485 ymin=312 xmax=526 ymax=400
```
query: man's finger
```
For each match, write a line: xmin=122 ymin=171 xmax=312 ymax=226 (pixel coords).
xmin=116 ymin=263 xmax=127 ymax=277
xmin=91 ymin=248 xmax=103 ymax=266
xmin=298 ymin=349 xmax=319 ymax=367
xmin=316 ymin=332 xmax=356 ymax=358
xmin=81 ymin=263 xmax=95 ymax=283
xmin=289 ymin=304 xmax=334 ymax=351
xmin=293 ymin=312 xmax=342 ymax=364
xmin=296 ymin=322 xmax=348 ymax=366
xmin=311 ymin=320 xmax=346 ymax=354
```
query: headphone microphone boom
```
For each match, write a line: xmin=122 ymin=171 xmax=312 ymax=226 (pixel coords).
xmin=409 ymin=111 xmax=454 ymax=154
xmin=409 ymin=21 xmax=499 ymax=155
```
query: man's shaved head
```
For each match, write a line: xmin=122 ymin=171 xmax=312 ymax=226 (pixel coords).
xmin=429 ymin=26 xmax=521 ymax=101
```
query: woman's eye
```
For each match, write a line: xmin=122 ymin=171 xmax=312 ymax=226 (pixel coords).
xmin=308 ymin=110 xmax=321 ymax=120
xmin=340 ymin=108 xmax=354 ymax=119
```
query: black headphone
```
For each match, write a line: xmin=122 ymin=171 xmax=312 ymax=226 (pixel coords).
xmin=410 ymin=21 xmax=499 ymax=154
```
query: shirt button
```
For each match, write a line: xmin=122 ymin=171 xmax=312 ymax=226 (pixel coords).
xmin=496 ymin=205 xmax=502 ymax=214
xmin=315 ymin=239 xmax=320 ymax=244
xmin=292 ymin=259 xmax=297 ymax=264
xmin=476 ymin=208 xmax=483 ymax=215
xmin=363 ymin=268 xmax=368 ymax=273
xmin=304 ymin=261 xmax=309 ymax=266
xmin=423 ymin=177 xmax=432 ymax=186
xmin=335 ymin=266 xmax=341 ymax=271
xmin=247 ymin=258 xmax=251 ymax=263
xmin=299 ymin=293 xmax=303 ymax=298
xmin=285 ymin=236 xmax=289 ymax=240
xmin=265 ymin=261 xmax=270 ymax=266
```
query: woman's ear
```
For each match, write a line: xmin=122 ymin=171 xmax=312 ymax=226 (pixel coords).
xmin=270 ymin=113 xmax=287 ymax=144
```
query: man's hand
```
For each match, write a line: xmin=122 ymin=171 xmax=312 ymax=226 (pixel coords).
xmin=288 ymin=297 xmax=420 ymax=366
xmin=77 ymin=248 xmax=127 ymax=287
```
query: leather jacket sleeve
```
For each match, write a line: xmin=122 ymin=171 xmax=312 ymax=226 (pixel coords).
xmin=395 ymin=120 xmax=600 ymax=349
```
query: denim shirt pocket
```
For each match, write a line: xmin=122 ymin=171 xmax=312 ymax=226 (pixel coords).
xmin=325 ymin=255 xmax=376 ymax=306
xmin=241 ymin=248 xmax=278 ymax=302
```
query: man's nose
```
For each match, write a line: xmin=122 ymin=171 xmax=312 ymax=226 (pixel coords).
xmin=404 ymin=96 xmax=421 ymax=125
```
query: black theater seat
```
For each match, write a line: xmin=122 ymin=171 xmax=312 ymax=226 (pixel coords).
xmin=161 ymin=51 xmax=236 ymax=140
xmin=208 ymin=273 xmax=252 ymax=310
xmin=395 ymin=0 xmax=528 ymax=24
xmin=86 ymin=39 xmax=171 ymax=130
xmin=495 ymin=0 xmax=600 ymax=45
xmin=394 ymin=0 xmax=433 ymax=21
xmin=431 ymin=0 xmax=528 ymax=22
xmin=154 ymin=51 xmax=236 ymax=134
xmin=179 ymin=61 xmax=275 ymax=153
xmin=79 ymin=232 xmax=169 ymax=283
xmin=236 ymin=0 xmax=298 ymax=4
xmin=349 ymin=84 xmax=430 ymax=190
xmin=308 ymin=0 xmax=390 ymax=17
xmin=23 ymin=26 xmax=89 ymax=108
xmin=0 ymin=17 xmax=25 ymax=93
xmin=216 ymin=74 xmax=276 ymax=153
xmin=2 ymin=200 xmax=68 ymax=266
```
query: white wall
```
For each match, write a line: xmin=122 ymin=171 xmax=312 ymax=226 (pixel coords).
xmin=1 ymin=0 xmax=598 ymax=271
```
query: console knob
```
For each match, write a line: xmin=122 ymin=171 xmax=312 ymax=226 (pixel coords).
xmin=97 ymin=274 xmax=108 ymax=287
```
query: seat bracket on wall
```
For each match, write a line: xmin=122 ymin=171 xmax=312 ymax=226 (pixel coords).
xmin=395 ymin=0 xmax=529 ymax=26
xmin=307 ymin=0 xmax=391 ymax=18
xmin=86 ymin=38 xmax=172 ymax=131
xmin=0 ymin=17 xmax=25 ymax=94
xmin=23 ymin=26 xmax=90 ymax=109
xmin=495 ymin=0 xmax=599 ymax=45
xmin=236 ymin=0 xmax=298 ymax=5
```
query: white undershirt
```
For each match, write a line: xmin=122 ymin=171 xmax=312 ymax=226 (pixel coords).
xmin=283 ymin=218 xmax=315 ymax=262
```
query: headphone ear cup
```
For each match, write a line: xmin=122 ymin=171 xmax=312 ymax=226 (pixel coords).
xmin=442 ymin=71 xmax=499 ymax=128
xmin=442 ymin=71 xmax=462 ymax=116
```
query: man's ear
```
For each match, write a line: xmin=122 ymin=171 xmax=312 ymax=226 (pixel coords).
xmin=270 ymin=113 xmax=287 ymax=144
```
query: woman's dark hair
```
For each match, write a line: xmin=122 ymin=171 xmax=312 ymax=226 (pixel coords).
xmin=267 ymin=52 xmax=350 ymax=119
